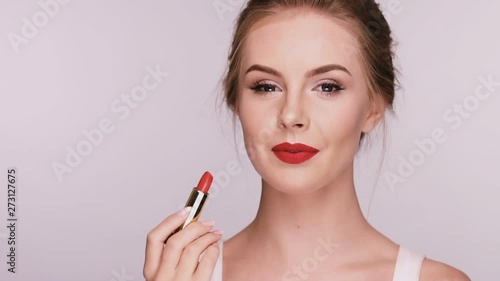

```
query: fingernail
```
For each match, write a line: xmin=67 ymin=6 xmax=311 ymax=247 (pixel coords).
xmin=177 ymin=206 xmax=192 ymax=216
xmin=211 ymin=229 xmax=223 ymax=235
xmin=201 ymin=220 xmax=216 ymax=227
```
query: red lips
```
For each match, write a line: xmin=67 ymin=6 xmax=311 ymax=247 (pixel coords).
xmin=271 ymin=142 xmax=319 ymax=164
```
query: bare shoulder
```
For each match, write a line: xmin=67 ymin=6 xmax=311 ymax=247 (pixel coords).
xmin=419 ymin=257 xmax=471 ymax=281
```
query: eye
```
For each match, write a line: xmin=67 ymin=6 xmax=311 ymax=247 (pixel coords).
xmin=249 ymin=81 xmax=281 ymax=95
xmin=315 ymin=80 xmax=345 ymax=97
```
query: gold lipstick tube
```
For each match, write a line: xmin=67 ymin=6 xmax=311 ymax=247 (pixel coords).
xmin=166 ymin=187 xmax=209 ymax=241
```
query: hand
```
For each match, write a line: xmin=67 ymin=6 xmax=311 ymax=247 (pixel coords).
xmin=144 ymin=207 xmax=223 ymax=281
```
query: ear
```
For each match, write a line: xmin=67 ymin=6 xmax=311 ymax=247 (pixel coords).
xmin=361 ymin=94 xmax=386 ymax=133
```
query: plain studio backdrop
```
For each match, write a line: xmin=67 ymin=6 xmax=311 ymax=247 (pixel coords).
xmin=0 ymin=0 xmax=499 ymax=280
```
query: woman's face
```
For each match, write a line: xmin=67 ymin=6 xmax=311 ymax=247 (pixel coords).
xmin=236 ymin=9 xmax=384 ymax=194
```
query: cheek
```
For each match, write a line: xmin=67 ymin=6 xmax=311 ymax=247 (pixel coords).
xmin=238 ymin=96 xmax=276 ymax=149
xmin=315 ymin=99 xmax=367 ymax=145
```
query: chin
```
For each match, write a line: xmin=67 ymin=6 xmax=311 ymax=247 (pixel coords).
xmin=259 ymin=166 xmax=327 ymax=195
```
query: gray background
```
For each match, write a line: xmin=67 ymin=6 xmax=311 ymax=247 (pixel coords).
xmin=1 ymin=0 xmax=499 ymax=280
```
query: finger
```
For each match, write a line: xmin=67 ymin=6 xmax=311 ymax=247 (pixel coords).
xmin=143 ymin=206 xmax=192 ymax=280
xmin=194 ymin=241 xmax=221 ymax=281
xmin=156 ymin=221 xmax=214 ymax=276
xmin=175 ymin=230 xmax=223 ymax=278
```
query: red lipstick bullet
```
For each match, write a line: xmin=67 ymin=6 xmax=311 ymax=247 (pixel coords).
xmin=196 ymin=171 xmax=213 ymax=193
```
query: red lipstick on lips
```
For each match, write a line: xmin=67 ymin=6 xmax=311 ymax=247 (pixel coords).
xmin=272 ymin=142 xmax=319 ymax=164
xmin=166 ymin=171 xmax=213 ymax=242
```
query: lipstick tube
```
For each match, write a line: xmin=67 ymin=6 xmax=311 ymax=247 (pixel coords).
xmin=173 ymin=187 xmax=209 ymax=234
xmin=166 ymin=171 xmax=213 ymax=242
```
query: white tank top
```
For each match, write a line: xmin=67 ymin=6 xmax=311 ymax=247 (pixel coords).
xmin=211 ymin=240 xmax=425 ymax=281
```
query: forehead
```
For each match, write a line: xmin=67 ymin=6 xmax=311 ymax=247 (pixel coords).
xmin=241 ymin=9 xmax=362 ymax=76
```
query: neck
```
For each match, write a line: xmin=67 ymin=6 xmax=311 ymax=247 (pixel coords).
xmin=245 ymin=164 xmax=373 ymax=264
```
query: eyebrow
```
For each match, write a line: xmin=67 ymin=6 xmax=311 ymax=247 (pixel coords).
xmin=244 ymin=63 xmax=352 ymax=78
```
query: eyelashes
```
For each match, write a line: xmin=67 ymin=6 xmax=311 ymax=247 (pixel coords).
xmin=248 ymin=80 xmax=345 ymax=97
xmin=249 ymin=81 xmax=276 ymax=93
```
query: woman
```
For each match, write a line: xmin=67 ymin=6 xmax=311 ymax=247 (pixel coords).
xmin=144 ymin=1 xmax=471 ymax=280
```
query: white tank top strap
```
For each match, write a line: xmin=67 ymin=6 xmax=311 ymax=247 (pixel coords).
xmin=211 ymin=239 xmax=224 ymax=281
xmin=392 ymin=244 xmax=426 ymax=281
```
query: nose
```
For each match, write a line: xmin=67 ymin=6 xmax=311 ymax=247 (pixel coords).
xmin=277 ymin=94 xmax=309 ymax=131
